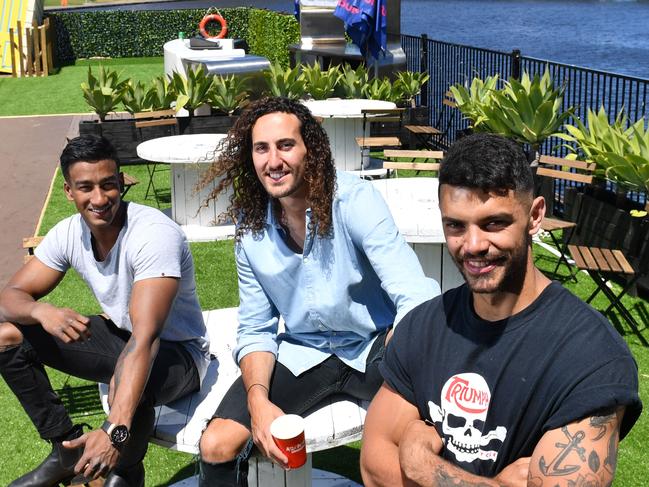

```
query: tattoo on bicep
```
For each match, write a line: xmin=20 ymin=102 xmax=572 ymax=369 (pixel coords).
xmin=539 ymin=426 xmax=586 ymax=476
xmin=603 ymin=420 xmax=620 ymax=476
xmin=589 ymin=413 xmax=615 ymax=441
xmin=113 ymin=335 xmax=137 ymax=392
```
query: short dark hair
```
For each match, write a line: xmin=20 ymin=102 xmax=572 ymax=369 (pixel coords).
xmin=439 ymin=133 xmax=533 ymax=195
xmin=60 ymin=135 xmax=120 ymax=180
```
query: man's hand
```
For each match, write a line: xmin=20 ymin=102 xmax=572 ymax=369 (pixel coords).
xmin=34 ymin=303 xmax=90 ymax=343
xmin=63 ymin=429 xmax=119 ymax=480
xmin=494 ymin=457 xmax=531 ymax=487
xmin=248 ymin=392 xmax=288 ymax=467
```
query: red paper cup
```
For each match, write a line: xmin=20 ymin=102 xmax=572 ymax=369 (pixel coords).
xmin=270 ymin=414 xmax=307 ymax=469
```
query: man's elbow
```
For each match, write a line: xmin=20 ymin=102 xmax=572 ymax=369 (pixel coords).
xmin=361 ymin=442 xmax=399 ymax=487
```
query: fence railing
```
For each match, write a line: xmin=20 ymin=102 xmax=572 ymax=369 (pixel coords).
xmin=401 ymin=34 xmax=649 ymax=205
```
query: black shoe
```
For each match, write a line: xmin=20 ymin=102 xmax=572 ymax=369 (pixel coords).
xmin=104 ymin=462 xmax=144 ymax=487
xmin=9 ymin=425 xmax=92 ymax=487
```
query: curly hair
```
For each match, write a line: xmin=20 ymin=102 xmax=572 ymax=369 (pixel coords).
xmin=200 ymin=97 xmax=337 ymax=241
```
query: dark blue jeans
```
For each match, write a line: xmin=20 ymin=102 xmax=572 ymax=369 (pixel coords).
xmin=0 ymin=315 xmax=200 ymax=469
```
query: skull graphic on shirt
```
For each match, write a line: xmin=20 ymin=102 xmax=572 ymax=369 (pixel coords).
xmin=428 ymin=372 xmax=507 ymax=463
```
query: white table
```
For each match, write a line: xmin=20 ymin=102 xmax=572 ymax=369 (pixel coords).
xmin=137 ymin=134 xmax=234 ymax=242
xmin=302 ymin=99 xmax=396 ymax=172
xmin=163 ymin=38 xmax=246 ymax=78
xmin=371 ymin=177 xmax=464 ymax=292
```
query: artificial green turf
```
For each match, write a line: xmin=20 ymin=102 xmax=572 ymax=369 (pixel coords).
xmin=1 ymin=165 xmax=647 ymax=485
xmin=0 ymin=57 xmax=164 ymax=117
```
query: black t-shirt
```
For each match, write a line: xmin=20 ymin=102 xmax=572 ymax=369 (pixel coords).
xmin=381 ymin=282 xmax=642 ymax=477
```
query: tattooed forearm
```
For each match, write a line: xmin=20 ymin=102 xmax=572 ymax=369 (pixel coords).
xmin=432 ymin=467 xmax=498 ymax=487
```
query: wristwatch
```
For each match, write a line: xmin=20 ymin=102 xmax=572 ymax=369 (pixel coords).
xmin=101 ymin=420 xmax=130 ymax=449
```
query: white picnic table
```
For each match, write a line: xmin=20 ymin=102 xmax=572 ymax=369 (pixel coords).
xmin=371 ymin=177 xmax=464 ymax=292
xmin=302 ymin=99 xmax=396 ymax=173
xmin=136 ymin=133 xmax=235 ymax=242
xmin=99 ymin=307 xmax=365 ymax=487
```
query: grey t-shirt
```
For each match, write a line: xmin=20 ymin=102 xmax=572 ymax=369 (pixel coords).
xmin=35 ymin=202 xmax=210 ymax=380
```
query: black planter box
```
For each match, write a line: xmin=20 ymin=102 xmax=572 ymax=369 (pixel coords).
xmin=79 ymin=114 xmax=238 ymax=165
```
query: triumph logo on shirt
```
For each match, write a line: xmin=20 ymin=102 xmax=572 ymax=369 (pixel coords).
xmin=429 ymin=373 xmax=507 ymax=463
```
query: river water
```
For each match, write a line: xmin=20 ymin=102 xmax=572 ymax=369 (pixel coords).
xmin=69 ymin=0 xmax=649 ymax=79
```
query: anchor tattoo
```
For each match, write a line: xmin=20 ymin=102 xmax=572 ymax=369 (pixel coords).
xmin=539 ymin=427 xmax=586 ymax=476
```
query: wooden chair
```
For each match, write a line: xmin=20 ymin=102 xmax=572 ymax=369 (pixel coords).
xmin=355 ymin=108 xmax=404 ymax=175
xmin=134 ymin=109 xmax=178 ymax=206
xmin=536 ymin=156 xmax=594 ymax=280
xmin=381 ymin=149 xmax=443 ymax=176
xmin=405 ymin=91 xmax=457 ymax=150
xmin=568 ymin=213 xmax=649 ymax=346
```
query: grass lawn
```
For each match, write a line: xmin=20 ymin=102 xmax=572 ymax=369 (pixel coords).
xmin=0 ymin=57 xmax=164 ymax=117
xmin=1 ymin=164 xmax=647 ymax=485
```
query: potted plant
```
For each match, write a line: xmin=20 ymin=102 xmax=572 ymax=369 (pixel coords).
xmin=302 ymin=64 xmax=342 ymax=100
xmin=394 ymin=71 xmax=430 ymax=108
xmin=80 ymin=65 xmax=128 ymax=122
xmin=559 ymin=106 xmax=649 ymax=209
xmin=336 ymin=64 xmax=368 ymax=99
xmin=449 ymin=74 xmax=500 ymax=132
xmin=263 ymin=63 xmax=306 ymax=100
xmin=169 ymin=66 xmax=213 ymax=117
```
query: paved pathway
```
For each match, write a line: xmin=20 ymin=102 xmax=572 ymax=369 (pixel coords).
xmin=0 ymin=115 xmax=79 ymax=287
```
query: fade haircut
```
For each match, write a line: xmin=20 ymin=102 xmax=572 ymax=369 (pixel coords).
xmin=439 ymin=133 xmax=533 ymax=197
xmin=60 ymin=134 xmax=120 ymax=180
xmin=200 ymin=97 xmax=336 ymax=241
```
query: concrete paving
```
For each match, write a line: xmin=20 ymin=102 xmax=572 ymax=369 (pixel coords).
xmin=0 ymin=114 xmax=78 ymax=287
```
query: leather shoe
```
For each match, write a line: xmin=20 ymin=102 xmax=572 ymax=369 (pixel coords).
xmin=9 ymin=425 xmax=91 ymax=486
xmin=104 ymin=462 xmax=144 ymax=487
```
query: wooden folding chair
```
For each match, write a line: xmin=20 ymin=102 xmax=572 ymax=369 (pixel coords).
xmin=134 ymin=109 xmax=178 ymax=206
xmin=536 ymin=156 xmax=594 ymax=281
xmin=405 ymin=91 xmax=457 ymax=150
xmin=381 ymin=149 xmax=443 ymax=176
xmin=568 ymin=218 xmax=649 ymax=345
xmin=355 ymin=108 xmax=404 ymax=175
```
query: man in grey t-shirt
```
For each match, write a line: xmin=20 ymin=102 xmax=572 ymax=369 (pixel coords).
xmin=0 ymin=135 xmax=209 ymax=487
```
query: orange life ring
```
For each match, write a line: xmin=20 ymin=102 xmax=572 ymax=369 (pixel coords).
xmin=199 ymin=14 xmax=228 ymax=39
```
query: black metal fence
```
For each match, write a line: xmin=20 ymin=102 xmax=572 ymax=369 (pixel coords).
xmin=400 ymin=34 xmax=649 ymax=205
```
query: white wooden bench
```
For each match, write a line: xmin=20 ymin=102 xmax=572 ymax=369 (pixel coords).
xmin=99 ymin=307 xmax=368 ymax=486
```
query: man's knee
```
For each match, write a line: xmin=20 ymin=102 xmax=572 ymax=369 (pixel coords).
xmin=200 ymin=418 xmax=250 ymax=463
xmin=0 ymin=322 xmax=23 ymax=349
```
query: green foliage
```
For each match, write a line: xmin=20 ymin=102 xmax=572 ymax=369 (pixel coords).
xmin=452 ymin=70 xmax=573 ymax=150
xmin=48 ymin=8 xmax=250 ymax=61
xmin=302 ymin=64 xmax=342 ymax=100
xmin=485 ymin=70 xmax=574 ymax=148
xmin=559 ymin=107 xmax=649 ymax=193
xmin=394 ymin=70 xmax=430 ymax=107
xmin=337 ymin=64 xmax=368 ymax=99
xmin=449 ymin=75 xmax=500 ymax=130
xmin=145 ymin=74 xmax=177 ymax=111
xmin=80 ymin=65 xmax=128 ymax=121
xmin=169 ymin=66 xmax=212 ymax=114
xmin=47 ymin=7 xmax=298 ymax=67
xmin=121 ymin=80 xmax=151 ymax=114
xmin=364 ymin=77 xmax=400 ymax=102
xmin=208 ymin=74 xmax=250 ymax=115
xmin=263 ymin=63 xmax=306 ymax=100
xmin=246 ymin=8 xmax=300 ymax=68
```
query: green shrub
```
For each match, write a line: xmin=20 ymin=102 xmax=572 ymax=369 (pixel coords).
xmin=47 ymin=7 xmax=296 ymax=66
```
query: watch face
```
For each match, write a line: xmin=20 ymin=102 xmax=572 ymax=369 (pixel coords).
xmin=111 ymin=425 xmax=129 ymax=445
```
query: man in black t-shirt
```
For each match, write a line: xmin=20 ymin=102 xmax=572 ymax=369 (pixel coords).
xmin=361 ymin=133 xmax=642 ymax=487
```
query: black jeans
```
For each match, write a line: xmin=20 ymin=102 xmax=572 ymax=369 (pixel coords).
xmin=200 ymin=329 xmax=387 ymax=487
xmin=0 ymin=315 xmax=200 ymax=468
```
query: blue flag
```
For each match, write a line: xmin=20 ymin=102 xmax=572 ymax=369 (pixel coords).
xmin=334 ymin=0 xmax=387 ymax=59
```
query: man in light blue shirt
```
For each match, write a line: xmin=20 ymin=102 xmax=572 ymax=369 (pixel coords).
xmin=198 ymin=97 xmax=439 ymax=486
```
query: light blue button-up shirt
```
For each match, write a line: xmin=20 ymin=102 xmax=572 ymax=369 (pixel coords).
xmin=234 ymin=171 xmax=440 ymax=375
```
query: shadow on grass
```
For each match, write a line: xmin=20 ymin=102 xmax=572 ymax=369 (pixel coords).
xmin=156 ymin=461 xmax=198 ymax=487
xmin=56 ymin=383 xmax=105 ymax=419
xmin=313 ymin=444 xmax=362 ymax=484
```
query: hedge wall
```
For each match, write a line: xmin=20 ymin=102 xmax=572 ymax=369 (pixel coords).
xmin=48 ymin=7 xmax=299 ymax=67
